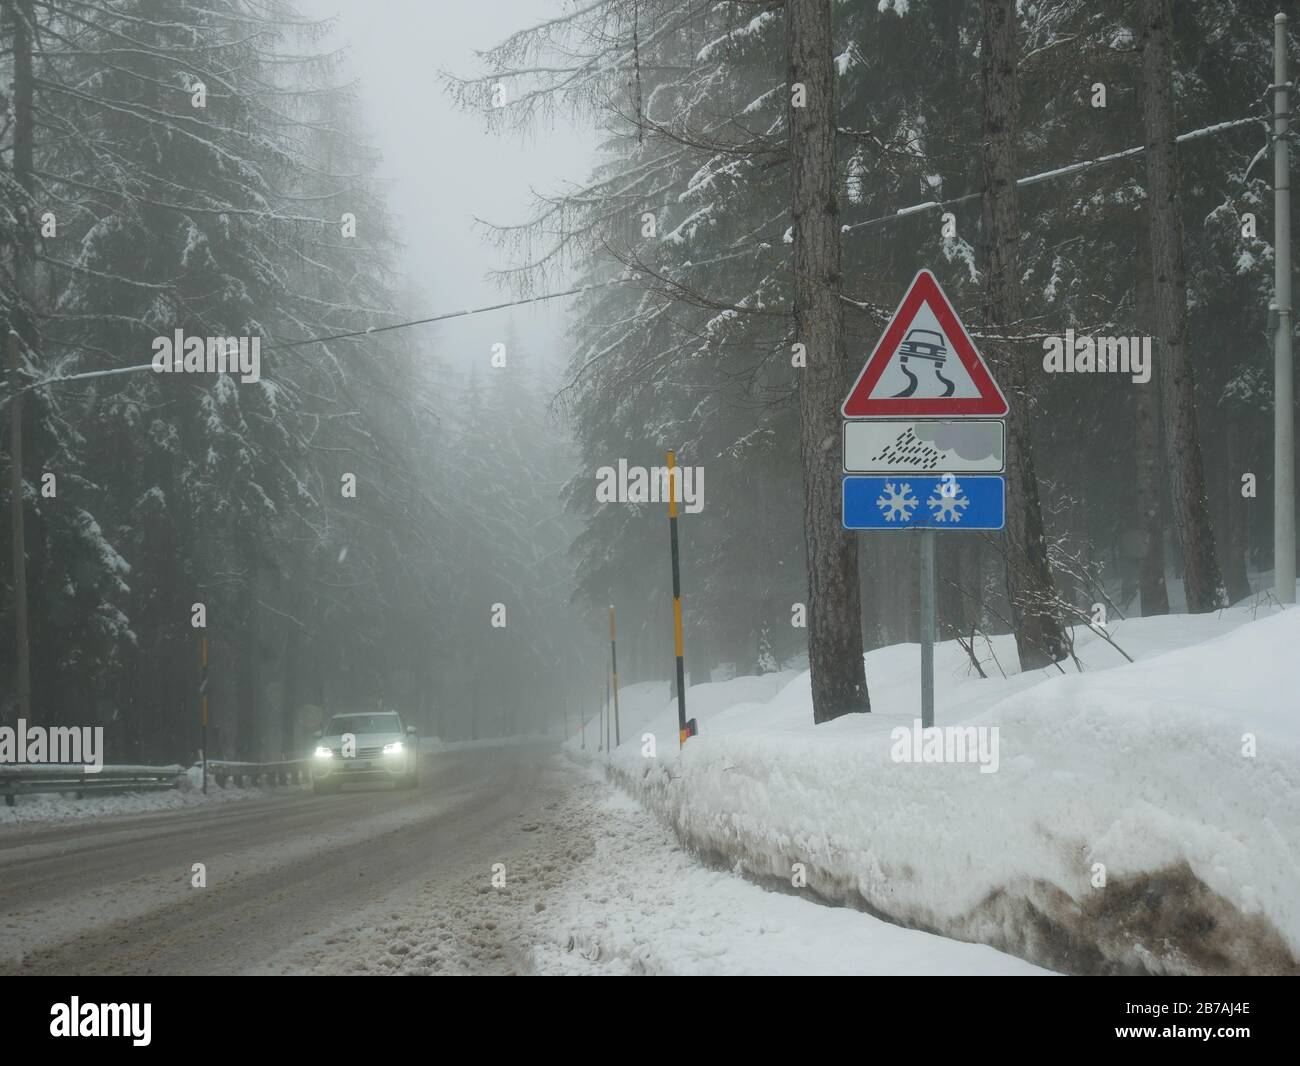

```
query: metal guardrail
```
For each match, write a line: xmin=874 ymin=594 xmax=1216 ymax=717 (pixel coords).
xmin=0 ymin=758 xmax=314 ymax=804
xmin=206 ymin=759 xmax=311 ymax=789
xmin=0 ymin=763 xmax=184 ymax=806
xmin=2 ymin=746 xmax=439 ymax=804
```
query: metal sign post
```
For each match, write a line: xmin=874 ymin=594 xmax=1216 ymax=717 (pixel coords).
xmin=920 ymin=529 xmax=936 ymax=729
xmin=1275 ymin=13 xmax=1296 ymax=604
xmin=842 ymin=271 xmax=1008 ymax=728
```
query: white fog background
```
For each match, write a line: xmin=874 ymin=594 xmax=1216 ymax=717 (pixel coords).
xmin=300 ymin=0 xmax=598 ymax=374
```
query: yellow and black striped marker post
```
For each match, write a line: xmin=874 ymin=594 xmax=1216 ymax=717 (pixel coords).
xmin=609 ymin=605 xmax=621 ymax=748
xmin=667 ymin=451 xmax=693 ymax=746
xmin=199 ymin=635 xmax=209 ymax=794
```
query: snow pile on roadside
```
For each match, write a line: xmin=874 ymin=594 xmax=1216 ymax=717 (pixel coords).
xmin=0 ymin=774 xmax=278 ymax=826
xmin=263 ymin=755 xmax=1048 ymax=976
xmin=570 ymin=599 xmax=1300 ymax=975
xmin=527 ymin=765 xmax=1051 ymax=975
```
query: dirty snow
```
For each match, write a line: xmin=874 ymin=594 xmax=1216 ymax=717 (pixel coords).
xmin=566 ymin=591 xmax=1300 ymax=974
xmin=255 ymin=759 xmax=1048 ymax=976
xmin=0 ymin=770 xmax=284 ymax=826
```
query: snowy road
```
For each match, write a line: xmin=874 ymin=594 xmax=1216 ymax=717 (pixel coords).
xmin=0 ymin=743 xmax=1048 ymax=975
xmin=0 ymin=743 xmax=571 ymax=975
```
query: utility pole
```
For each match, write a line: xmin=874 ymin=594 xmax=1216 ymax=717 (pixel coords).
xmin=7 ymin=333 xmax=31 ymax=723
xmin=1275 ymin=12 xmax=1296 ymax=604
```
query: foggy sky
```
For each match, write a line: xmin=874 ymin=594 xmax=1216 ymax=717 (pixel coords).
xmin=299 ymin=0 xmax=597 ymax=375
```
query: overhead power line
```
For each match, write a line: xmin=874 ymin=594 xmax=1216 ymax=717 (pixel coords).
xmin=0 ymin=281 xmax=626 ymax=406
xmin=842 ymin=114 xmax=1264 ymax=234
xmin=0 ymin=111 xmax=1268 ymax=405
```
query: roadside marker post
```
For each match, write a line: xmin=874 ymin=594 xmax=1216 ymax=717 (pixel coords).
xmin=609 ymin=605 xmax=621 ymax=748
xmin=841 ymin=270 xmax=1008 ymax=729
xmin=199 ymin=635 xmax=209 ymax=794
xmin=666 ymin=451 xmax=691 ymax=747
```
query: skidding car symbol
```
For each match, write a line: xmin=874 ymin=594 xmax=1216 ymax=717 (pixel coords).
xmin=893 ymin=328 xmax=955 ymax=398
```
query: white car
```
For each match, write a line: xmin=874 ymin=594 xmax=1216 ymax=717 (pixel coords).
xmin=311 ymin=711 xmax=419 ymax=793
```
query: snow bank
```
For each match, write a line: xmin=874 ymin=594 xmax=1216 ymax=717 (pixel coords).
xmin=528 ymin=765 xmax=1050 ymax=975
xmin=0 ymin=773 xmax=278 ymax=826
xmin=570 ymin=599 xmax=1300 ymax=975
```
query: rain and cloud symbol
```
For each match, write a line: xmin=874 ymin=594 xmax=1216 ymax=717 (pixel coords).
xmin=868 ymin=423 xmax=1001 ymax=471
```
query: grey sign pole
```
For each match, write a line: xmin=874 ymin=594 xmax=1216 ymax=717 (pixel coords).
xmin=919 ymin=527 xmax=935 ymax=729
xmin=1275 ymin=13 xmax=1296 ymax=604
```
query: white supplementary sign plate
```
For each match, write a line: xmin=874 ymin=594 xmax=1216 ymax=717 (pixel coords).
xmin=843 ymin=420 xmax=1005 ymax=473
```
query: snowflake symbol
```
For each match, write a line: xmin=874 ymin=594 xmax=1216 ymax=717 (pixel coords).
xmin=876 ymin=481 xmax=918 ymax=522
xmin=927 ymin=483 xmax=971 ymax=522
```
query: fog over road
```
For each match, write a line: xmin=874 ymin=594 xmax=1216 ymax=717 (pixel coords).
xmin=0 ymin=744 xmax=576 ymax=975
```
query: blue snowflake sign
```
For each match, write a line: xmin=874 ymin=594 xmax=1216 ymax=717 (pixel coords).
xmin=842 ymin=475 xmax=1006 ymax=531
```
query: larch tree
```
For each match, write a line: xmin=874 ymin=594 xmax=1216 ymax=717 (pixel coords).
xmin=786 ymin=0 xmax=869 ymax=719
xmin=980 ymin=0 xmax=1067 ymax=668
xmin=1138 ymin=0 xmax=1225 ymax=612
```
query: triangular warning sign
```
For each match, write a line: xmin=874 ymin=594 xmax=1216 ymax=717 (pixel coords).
xmin=842 ymin=270 xmax=1008 ymax=417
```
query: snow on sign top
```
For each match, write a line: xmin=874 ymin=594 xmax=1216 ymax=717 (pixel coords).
xmin=842 ymin=270 xmax=1008 ymax=418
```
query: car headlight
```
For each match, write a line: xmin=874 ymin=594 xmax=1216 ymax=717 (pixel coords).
xmin=314 ymin=745 xmax=334 ymax=758
xmin=382 ymin=740 xmax=404 ymax=755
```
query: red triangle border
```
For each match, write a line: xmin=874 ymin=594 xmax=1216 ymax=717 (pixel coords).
xmin=841 ymin=269 xmax=1009 ymax=418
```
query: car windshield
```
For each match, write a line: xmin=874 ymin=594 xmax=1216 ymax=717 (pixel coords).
xmin=326 ymin=714 xmax=401 ymax=736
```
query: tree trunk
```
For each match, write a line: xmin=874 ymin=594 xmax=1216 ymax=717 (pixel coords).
xmin=4 ymin=0 xmax=37 ymax=725
xmin=9 ymin=0 xmax=36 ymax=336
xmin=1134 ymin=211 xmax=1170 ymax=615
xmin=239 ymin=564 xmax=259 ymax=760
xmin=1139 ymin=0 xmax=1225 ymax=612
xmin=281 ymin=557 xmax=305 ymax=759
xmin=981 ymin=0 xmax=1067 ymax=669
xmin=786 ymin=0 xmax=869 ymax=722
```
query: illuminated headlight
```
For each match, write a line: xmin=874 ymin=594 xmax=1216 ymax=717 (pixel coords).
xmin=314 ymin=745 xmax=335 ymax=758
xmin=382 ymin=740 xmax=404 ymax=755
